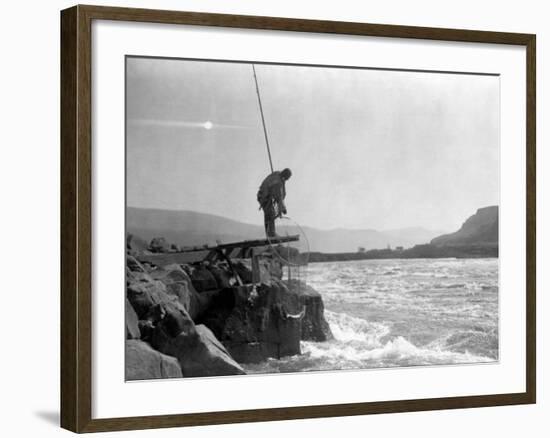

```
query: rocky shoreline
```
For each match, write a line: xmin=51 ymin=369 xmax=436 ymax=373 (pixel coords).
xmin=125 ymin=234 xmax=333 ymax=380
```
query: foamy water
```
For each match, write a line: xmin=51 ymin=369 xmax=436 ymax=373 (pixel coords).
xmin=244 ymin=258 xmax=498 ymax=374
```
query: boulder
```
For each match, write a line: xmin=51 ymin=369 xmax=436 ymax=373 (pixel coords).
xmin=126 ymin=278 xmax=170 ymax=319
xmin=148 ymin=300 xmax=196 ymax=347
xmin=126 ymin=255 xmax=154 ymax=284
xmin=125 ymin=299 xmax=140 ymax=339
xmin=143 ymin=293 xmax=244 ymax=377
xmin=127 ymin=255 xmax=146 ymax=273
xmin=126 ymin=271 xmax=154 ymax=285
xmin=138 ymin=319 xmax=155 ymax=341
xmin=288 ymin=280 xmax=333 ymax=342
xmin=160 ymin=325 xmax=245 ymax=377
xmin=188 ymin=265 xmax=218 ymax=292
xmin=125 ymin=340 xmax=182 ymax=380
xmin=149 ymin=264 xmax=200 ymax=317
xmin=198 ymin=281 xmax=302 ymax=363
xmin=126 ymin=265 xmax=204 ymax=325
xmin=126 ymin=261 xmax=246 ymax=378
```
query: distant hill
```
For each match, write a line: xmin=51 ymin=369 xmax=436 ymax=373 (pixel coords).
xmin=126 ymin=207 xmax=444 ymax=253
xmin=430 ymin=206 xmax=498 ymax=246
xmin=126 ymin=208 xmax=262 ymax=248
xmin=308 ymin=206 xmax=499 ymax=262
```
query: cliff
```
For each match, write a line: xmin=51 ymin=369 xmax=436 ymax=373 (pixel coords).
xmin=430 ymin=206 xmax=498 ymax=246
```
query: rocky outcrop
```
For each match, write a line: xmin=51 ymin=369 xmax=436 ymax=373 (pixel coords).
xmin=207 ymin=263 xmax=234 ymax=289
xmin=125 ymin=340 xmax=182 ymax=380
xmin=198 ymin=281 xmax=303 ymax=364
xmin=187 ymin=264 xmax=219 ymax=292
xmin=126 ymin=255 xmax=245 ymax=378
xmin=431 ymin=206 xmax=498 ymax=246
xmin=127 ymin=255 xmax=147 ymax=273
xmin=125 ymin=298 xmax=140 ymax=339
xmin=155 ymin=324 xmax=245 ymax=377
xmin=126 ymin=276 xmax=172 ymax=320
xmin=126 ymin=257 xmax=203 ymax=320
xmin=148 ymin=300 xmax=195 ymax=341
xmin=126 ymin=233 xmax=333 ymax=377
xmin=147 ymin=264 xmax=199 ymax=317
xmin=143 ymin=291 xmax=245 ymax=377
xmin=288 ymin=280 xmax=333 ymax=342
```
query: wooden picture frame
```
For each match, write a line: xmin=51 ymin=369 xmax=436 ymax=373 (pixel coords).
xmin=61 ymin=4 xmax=536 ymax=433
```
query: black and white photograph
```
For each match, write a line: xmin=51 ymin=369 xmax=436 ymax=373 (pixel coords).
xmin=124 ymin=56 xmax=499 ymax=380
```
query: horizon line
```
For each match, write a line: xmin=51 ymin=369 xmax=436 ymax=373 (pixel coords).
xmin=124 ymin=204 xmax=497 ymax=234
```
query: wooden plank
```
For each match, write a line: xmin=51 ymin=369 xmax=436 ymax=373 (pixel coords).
xmin=137 ymin=235 xmax=301 ymax=267
xmin=176 ymin=235 xmax=300 ymax=254
xmin=138 ymin=251 xmax=209 ymax=266
xmin=137 ymin=235 xmax=300 ymax=267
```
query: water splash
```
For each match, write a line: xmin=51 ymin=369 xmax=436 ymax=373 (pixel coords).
xmin=243 ymin=258 xmax=498 ymax=374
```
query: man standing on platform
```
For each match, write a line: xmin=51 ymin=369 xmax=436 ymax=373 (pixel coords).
xmin=256 ymin=168 xmax=292 ymax=238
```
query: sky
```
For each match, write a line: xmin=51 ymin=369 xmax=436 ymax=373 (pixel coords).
xmin=126 ymin=56 xmax=499 ymax=232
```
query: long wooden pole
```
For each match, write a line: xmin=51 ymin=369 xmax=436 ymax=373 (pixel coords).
xmin=252 ymin=64 xmax=274 ymax=173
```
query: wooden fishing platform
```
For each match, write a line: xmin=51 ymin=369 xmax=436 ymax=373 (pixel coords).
xmin=137 ymin=235 xmax=300 ymax=267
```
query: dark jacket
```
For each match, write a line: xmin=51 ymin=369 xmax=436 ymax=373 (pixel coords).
xmin=257 ymin=171 xmax=286 ymax=206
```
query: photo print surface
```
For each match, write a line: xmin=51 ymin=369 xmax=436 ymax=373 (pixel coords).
xmin=125 ymin=56 xmax=499 ymax=380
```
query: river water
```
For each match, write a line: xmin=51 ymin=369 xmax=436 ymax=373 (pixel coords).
xmin=244 ymin=258 xmax=499 ymax=374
